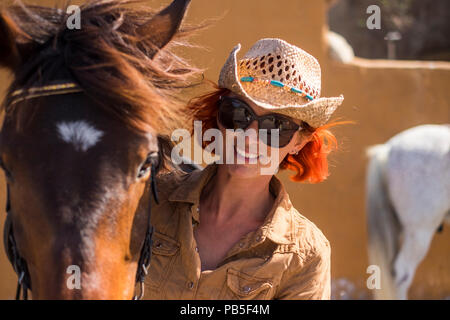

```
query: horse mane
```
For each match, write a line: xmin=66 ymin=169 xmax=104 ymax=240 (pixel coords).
xmin=0 ymin=0 xmax=203 ymax=135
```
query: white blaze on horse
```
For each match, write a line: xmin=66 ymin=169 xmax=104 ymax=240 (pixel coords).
xmin=366 ymin=124 xmax=450 ymax=300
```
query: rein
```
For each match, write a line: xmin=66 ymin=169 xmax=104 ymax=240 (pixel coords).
xmin=2 ymin=83 xmax=158 ymax=300
xmin=4 ymin=185 xmax=31 ymax=300
xmin=134 ymin=164 xmax=159 ymax=300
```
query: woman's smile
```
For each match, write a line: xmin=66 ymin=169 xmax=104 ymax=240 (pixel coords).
xmin=234 ymin=144 xmax=260 ymax=162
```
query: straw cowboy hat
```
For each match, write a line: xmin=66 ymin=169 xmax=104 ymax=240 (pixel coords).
xmin=218 ymin=38 xmax=344 ymax=128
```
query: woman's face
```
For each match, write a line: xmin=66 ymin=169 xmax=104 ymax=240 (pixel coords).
xmin=216 ymin=93 xmax=313 ymax=179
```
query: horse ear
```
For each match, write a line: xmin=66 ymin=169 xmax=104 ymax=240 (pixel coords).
xmin=0 ymin=12 xmax=21 ymax=69
xmin=137 ymin=0 xmax=191 ymax=55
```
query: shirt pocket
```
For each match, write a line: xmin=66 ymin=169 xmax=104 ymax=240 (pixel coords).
xmin=221 ymin=268 xmax=273 ymax=300
xmin=145 ymin=231 xmax=180 ymax=290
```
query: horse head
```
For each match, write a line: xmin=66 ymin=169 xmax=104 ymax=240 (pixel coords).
xmin=0 ymin=0 xmax=197 ymax=299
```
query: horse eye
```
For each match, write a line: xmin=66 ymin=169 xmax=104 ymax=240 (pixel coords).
xmin=137 ymin=152 xmax=160 ymax=179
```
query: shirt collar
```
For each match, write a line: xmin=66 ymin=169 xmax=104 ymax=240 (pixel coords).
xmin=256 ymin=175 xmax=295 ymax=245
xmin=168 ymin=164 xmax=295 ymax=245
xmin=168 ymin=163 xmax=218 ymax=204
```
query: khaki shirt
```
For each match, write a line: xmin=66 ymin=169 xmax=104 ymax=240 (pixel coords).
xmin=144 ymin=164 xmax=331 ymax=300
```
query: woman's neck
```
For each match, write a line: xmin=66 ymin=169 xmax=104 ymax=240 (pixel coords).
xmin=199 ymin=166 xmax=275 ymax=225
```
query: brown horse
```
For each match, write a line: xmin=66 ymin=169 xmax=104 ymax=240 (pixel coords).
xmin=0 ymin=0 xmax=200 ymax=299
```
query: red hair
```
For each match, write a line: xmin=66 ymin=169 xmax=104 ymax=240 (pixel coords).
xmin=187 ymin=83 xmax=349 ymax=183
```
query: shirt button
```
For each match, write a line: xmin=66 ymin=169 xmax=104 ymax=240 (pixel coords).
xmin=239 ymin=242 xmax=244 ymax=248
xmin=243 ymin=285 xmax=251 ymax=293
xmin=187 ymin=281 xmax=194 ymax=289
xmin=196 ymin=207 xmax=200 ymax=212
xmin=195 ymin=247 xmax=199 ymax=252
xmin=156 ymin=242 xmax=162 ymax=248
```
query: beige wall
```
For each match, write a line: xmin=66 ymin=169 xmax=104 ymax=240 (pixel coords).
xmin=0 ymin=0 xmax=449 ymax=299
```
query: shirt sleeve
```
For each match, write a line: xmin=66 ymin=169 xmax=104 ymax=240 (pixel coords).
xmin=276 ymin=241 xmax=331 ymax=300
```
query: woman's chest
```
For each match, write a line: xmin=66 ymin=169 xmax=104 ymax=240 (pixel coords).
xmin=193 ymin=221 xmax=259 ymax=271
xmin=145 ymin=228 xmax=289 ymax=300
xmin=144 ymin=202 xmax=298 ymax=300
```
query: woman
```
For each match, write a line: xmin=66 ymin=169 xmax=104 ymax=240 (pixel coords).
xmin=145 ymin=39 xmax=344 ymax=300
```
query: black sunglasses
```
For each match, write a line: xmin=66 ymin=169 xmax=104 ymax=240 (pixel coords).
xmin=217 ymin=96 xmax=303 ymax=148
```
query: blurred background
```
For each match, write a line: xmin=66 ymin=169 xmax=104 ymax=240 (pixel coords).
xmin=0 ymin=0 xmax=449 ymax=299
xmin=329 ymin=0 xmax=450 ymax=61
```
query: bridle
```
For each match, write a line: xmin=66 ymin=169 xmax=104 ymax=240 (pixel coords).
xmin=2 ymin=82 xmax=158 ymax=300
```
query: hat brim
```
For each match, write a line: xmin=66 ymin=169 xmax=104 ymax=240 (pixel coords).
xmin=218 ymin=44 xmax=344 ymax=128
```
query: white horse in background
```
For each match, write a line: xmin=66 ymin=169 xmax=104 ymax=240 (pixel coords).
xmin=366 ymin=124 xmax=450 ymax=300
